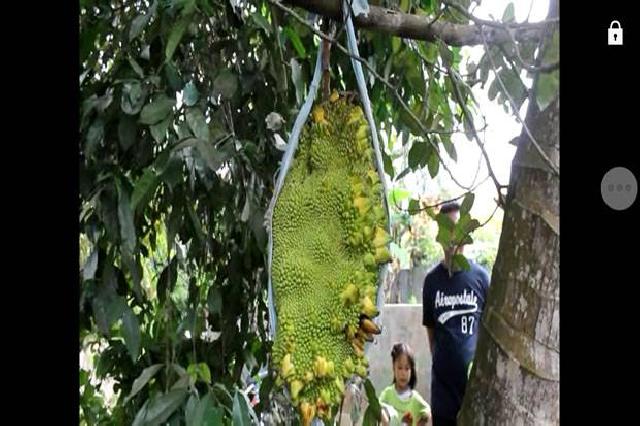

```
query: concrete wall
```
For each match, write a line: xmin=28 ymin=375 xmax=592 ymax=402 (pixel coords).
xmin=335 ymin=304 xmax=432 ymax=425
xmin=367 ymin=304 xmax=432 ymax=403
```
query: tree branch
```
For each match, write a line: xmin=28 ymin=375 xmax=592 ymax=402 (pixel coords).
xmin=283 ymin=0 xmax=551 ymax=46
xmin=499 ymin=24 xmax=560 ymax=74
xmin=394 ymin=175 xmax=491 ymax=215
xmin=268 ymin=0 xmax=475 ymax=192
xmin=447 ymin=68 xmax=506 ymax=207
xmin=441 ymin=0 xmax=558 ymax=29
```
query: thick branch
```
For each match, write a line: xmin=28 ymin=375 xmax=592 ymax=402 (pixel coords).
xmin=448 ymin=69 xmax=505 ymax=206
xmin=284 ymin=0 xmax=550 ymax=46
xmin=269 ymin=0 xmax=474 ymax=192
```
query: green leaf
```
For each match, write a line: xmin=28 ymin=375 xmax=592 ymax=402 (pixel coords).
xmin=212 ymin=70 xmax=238 ymax=100
xmin=172 ymin=364 xmax=188 ymax=378
xmin=132 ymin=398 xmax=150 ymax=426
xmin=363 ymin=379 xmax=381 ymax=421
xmin=502 ymin=3 xmax=515 ymax=23
xmin=212 ymin=383 xmax=233 ymax=405
xmin=453 ymin=253 xmax=471 ymax=271
xmin=232 ymin=390 xmax=255 ymax=426
xmin=166 ymin=17 xmax=189 ymax=62
xmin=460 ymin=192 xmax=475 ymax=215
xmin=427 ymin=149 xmax=440 ymax=178
xmin=182 ymin=0 xmax=197 ymax=15
xmin=248 ymin=205 xmax=267 ymax=251
xmin=197 ymin=363 xmax=211 ymax=384
xmin=452 ymin=214 xmax=479 ymax=245
xmin=122 ymin=306 xmax=141 ymax=361
xmin=441 ymin=134 xmax=457 ymax=162
xmin=187 ymin=393 xmax=222 ymax=426
xmin=82 ymin=249 xmax=99 ymax=280
xmin=183 ymin=81 xmax=199 ymax=107
xmin=157 ymin=257 xmax=177 ymax=305
xmin=283 ymin=27 xmax=306 ymax=58
xmin=388 ymin=188 xmax=411 ymax=206
xmin=185 ymin=395 xmax=198 ymax=426
xmin=438 ymin=40 xmax=454 ymax=68
xmin=142 ymin=389 xmax=188 ymax=425
xmin=499 ymin=69 xmax=527 ymax=111
xmin=85 ymin=119 xmax=104 ymax=158
xmin=92 ymin=273 xmax=127 ymax=336
xmin=165 ymin=61 xmax=184 ymax=92
xmin=392 ymin=37 xmax=401 ymax=54
xmin=122 ymin=254 xmax=144 ymax=300
xmin=82 ymin=90 xmax=114 ymax=124
xmin=186 ymin=108 xmax=210 ymax=141
xmin=128 ymin=56 xmax=145 ymax=78
xmin=129 ymin=14 xmax=149 ymax=42
xmin=139 ymin=96 xmax=175 ymax=125
xmin=435 ymin=214 xmax=453 ymax=246
xmin=251 ymin=12 xmax=271 ymax=35
xmin=121 ymin=81 xmax=146 ymax=115
xmin=398 ymin=107 xmax=422 ymax=136
xmin=175 ymin=121 xmax=192 ymax=140
xmin=409 ymin=199 xmax=421 ymax=214
xmin=116 ymin=180 xmax=136 ymax=256
xmin=203 ymin=406 xmax=223 ymax=425
xmin=362 ymin=406 xmax=379 ymax=426
xmin=129 ymin=1 xmax=157 ymax=41
xmin=80 ymin=22 xmax=102 ymax=64
xmin=488 ymin=77 xmax=499 ymax=101
xmin=166 ymin=203 xmax=183 ymax=251
xmin=408 ymin=141 xmax=428 ymax=170
xmin=187 ymin=364 xmax=199 ymax=382
xmin=535 ymin=70 xmax=559 ymax=111
xmin=187 ymin=201 xmax=206 ymax=244
xmin=207 ymin=286 xmax=222 ymax=315
xmin=118 ymin=116 xmax=137 ymax=151
xmin=126 ymin=364 xmax=164 ymax=402
xmin=428 ymin=80 xmax=443 ymax=112
xmin=131 ymin=167 xmax=159 ymax=213
xmin=196 ymin=139 xmax=231 ymax=171
xmin=382 ymin=149 xmax=394 ymax=179
xmin=91 ymin=296 xmax=110 ymax=335
xmin=419 ymin=41 xmax=438 ymax=63
xmin=151 ymin=114 xmax=173 ymax=143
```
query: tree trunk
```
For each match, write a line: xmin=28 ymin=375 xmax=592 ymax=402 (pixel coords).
xmin=457 ymin=11 xmax=559 ymax=426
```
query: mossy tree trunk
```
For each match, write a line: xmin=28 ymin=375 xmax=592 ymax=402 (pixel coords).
xmin=457 ymin=3 xmax=560 ymax=423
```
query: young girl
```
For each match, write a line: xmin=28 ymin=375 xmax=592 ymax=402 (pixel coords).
xmin=379 ymin=343 xmax=431 ymax=426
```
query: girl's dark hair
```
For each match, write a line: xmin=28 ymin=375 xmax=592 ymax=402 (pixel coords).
xmin=391 ymin=342 xmax=417 ymax=389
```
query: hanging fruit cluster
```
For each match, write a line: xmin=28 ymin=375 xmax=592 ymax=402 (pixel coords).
xmin=271 ymin=92 xmax=391 ymax=425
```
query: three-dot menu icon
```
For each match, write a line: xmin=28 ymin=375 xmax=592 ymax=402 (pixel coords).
xmin=601 ymin=167 xmax=637 ymax=210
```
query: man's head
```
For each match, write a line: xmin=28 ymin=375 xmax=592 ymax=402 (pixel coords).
xmin=439 ymin=201 xmax=460 ymax=223
xmin=438 ymin=201 xmax=463 ymax=260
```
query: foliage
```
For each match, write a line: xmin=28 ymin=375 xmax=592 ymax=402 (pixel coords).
xmin=79 ymin=0 xmax=557 ymax=423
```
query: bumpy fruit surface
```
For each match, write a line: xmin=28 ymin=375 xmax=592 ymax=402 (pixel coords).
xmin=271 ymin=92 xmax=389 ymax=424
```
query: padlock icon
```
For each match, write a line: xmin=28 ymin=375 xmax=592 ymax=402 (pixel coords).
xmin=608 ymin=20 xmax=623 ymax=45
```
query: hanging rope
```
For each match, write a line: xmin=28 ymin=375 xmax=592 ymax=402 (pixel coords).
xmin=264 ymin=1 xmax=390 ymax=422
xmin=266 ymin=35 xmax=326 ymax=340
xmin=341 ymin=0 xmax=391 ymax=349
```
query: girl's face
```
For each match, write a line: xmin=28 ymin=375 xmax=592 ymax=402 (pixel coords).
xmin=393 ymin=353 xmax=412 ymax=390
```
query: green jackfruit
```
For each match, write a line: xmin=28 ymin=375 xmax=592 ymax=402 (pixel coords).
xmin=271 ymin=93 xmax=390 ymax=423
